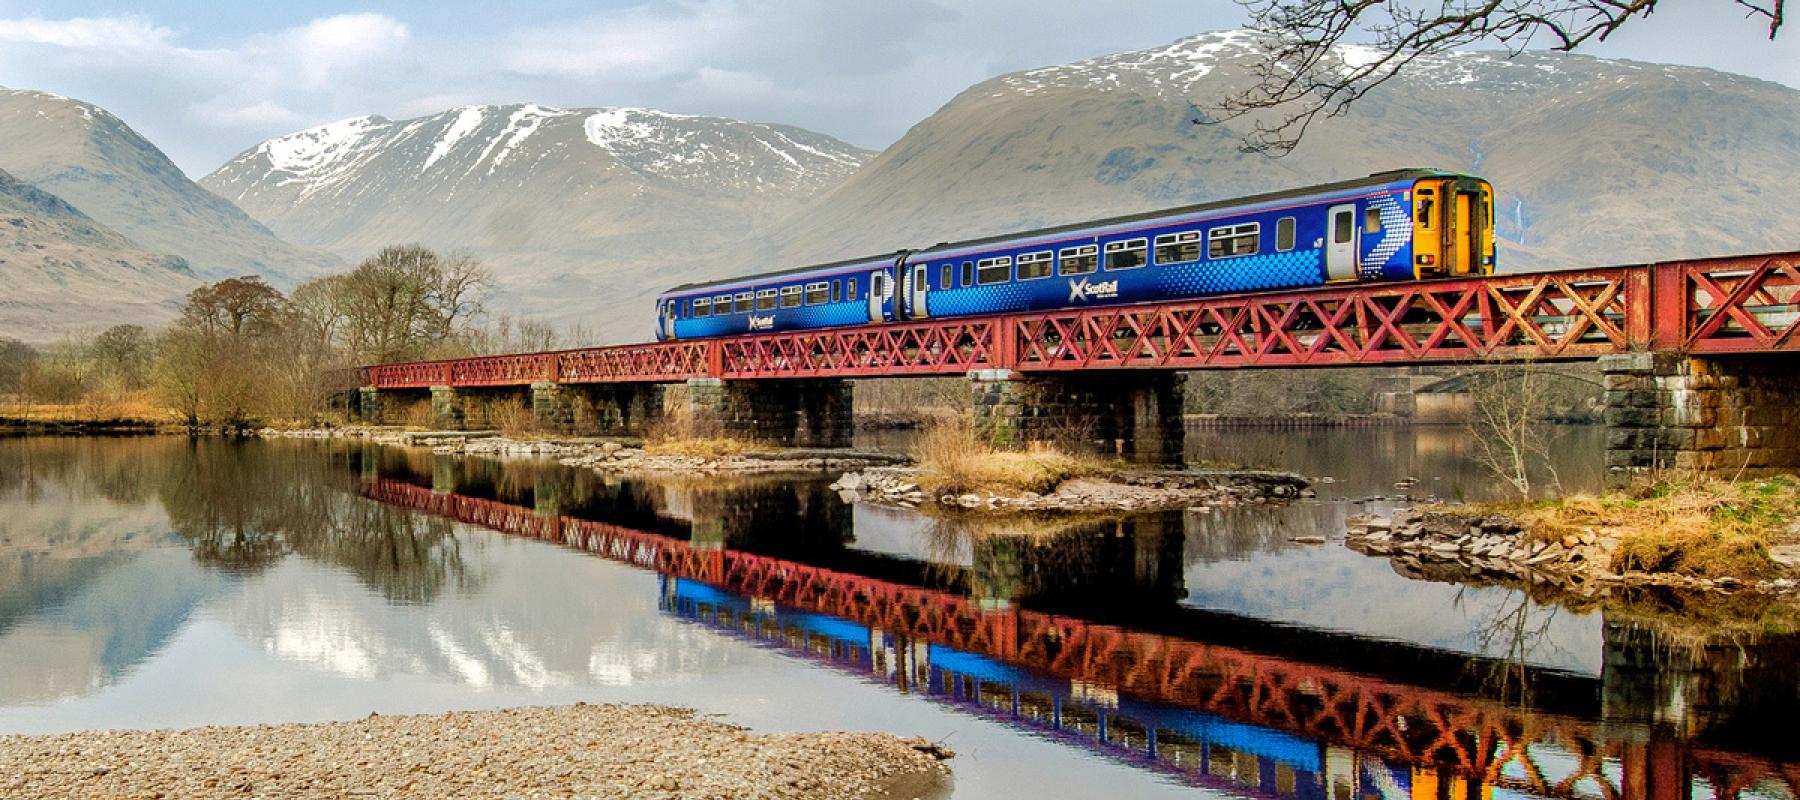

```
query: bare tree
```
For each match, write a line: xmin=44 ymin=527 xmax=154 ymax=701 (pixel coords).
xmin=1220 ymin=0 xmax=1785 ymax=154
xmin=1468 ymin=365 xmax=1565 ymax=498
xmin=321 ymin=245 xmax=493 ymax=364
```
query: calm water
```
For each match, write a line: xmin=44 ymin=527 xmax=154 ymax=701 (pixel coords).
xmin=0 ymin=434 xmax=1795 ymax=800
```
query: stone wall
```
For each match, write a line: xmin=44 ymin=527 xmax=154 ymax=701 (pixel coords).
xmin=969 ymin=369 xmax=1185 ymax=465
xmin=1602 ymin=352 xmax=1800 ymax=484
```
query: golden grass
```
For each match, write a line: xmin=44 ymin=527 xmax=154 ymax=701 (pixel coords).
xmin=1466 ymin=474 xmax=1800 ymax=579
xmin=912 ymin=416 xmax=1109 ymax=496
xmin=0 ymin=394 xmax=165 ymax=422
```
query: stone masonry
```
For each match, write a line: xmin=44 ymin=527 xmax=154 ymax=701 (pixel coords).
xmin=969 ymin=369 xmax=1186 ymax=465
xmin=532 ymin=382 xmax=665 ymax=436
xmin=683 ymin=378 xmax=853 ymax=447
xmin=1602 ymin=352 xmax=1800 ymax=485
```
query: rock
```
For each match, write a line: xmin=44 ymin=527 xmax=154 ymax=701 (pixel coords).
xmin=1364 ymin=516 xmax=1393 ymax=532
xmin=1290 ymin=536 xmax=1327 ymax=545
xmin=1769 ymin=545 xmax=1800 ymax=569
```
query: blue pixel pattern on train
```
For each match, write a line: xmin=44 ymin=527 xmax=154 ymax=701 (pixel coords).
xmin=654 ymin=168 xmax=1496 ymax=341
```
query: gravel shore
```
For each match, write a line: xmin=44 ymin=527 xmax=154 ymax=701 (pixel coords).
xmin=0 ymin=704 xmax=951 ymax=799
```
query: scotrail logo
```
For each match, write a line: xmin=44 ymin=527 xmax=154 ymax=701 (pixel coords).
xmin=1068 ymin=277 xmax=1119 ymax=302
xmin=747 ymin=315 xmax=775 ymax=331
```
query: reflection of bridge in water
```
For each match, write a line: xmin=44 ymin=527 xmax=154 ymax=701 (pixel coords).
xmin=358 ymin=472 xmax=1800 ymax=800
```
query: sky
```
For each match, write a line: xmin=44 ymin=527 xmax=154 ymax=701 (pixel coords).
xmin=0 ymin=0 xmax=1794 ymax=176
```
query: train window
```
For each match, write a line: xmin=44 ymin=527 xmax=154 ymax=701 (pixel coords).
xmin=693 ymin=298 xmax=711 ymax=318
xmin=1154 ymin=232 xmax=1201 ymax=265
xmin=756 ymin=289 xmax=777 ymax=311
xmin=1016 ymin=251 xmax=1053 ymax=280
xmin=961 ymin=261 xmax=973 ymax=287
xmin=780 ymin=286 xmax=803 ymax=308
xmin=831 ymin=281 xmax=841 ymax=303
xmin=847 ymin=278 xmax=858 ymax=299
xmin=735 ymin=292 xmax=753 ymax=313
xmin=1276 ymin=217 xmax=1296 ymax=252
xmin=1334 ymin=211 xmax=1354 ymax=243
xmin=1208 ymin=223 xmax=1259 ymax=259
xmin=1059 ymin=244 xmax=1099 ymax=275
xmin=941 ymin=264 xmax=954 ymax=289
xmin=976 ymin=256 xmax=1012 ymax=285
xmin=714 ymin=294 xmax=732 ymax=313
xmin=1365 ymin=208 xmax=1382 ymax=234
xmin=804 ymin=282 xmax=829 ymax=305
xmin=1416 ymin=190 xmax=1436 ymax=227
xmin=1104 ymin=238 xmax=1148 ymax=270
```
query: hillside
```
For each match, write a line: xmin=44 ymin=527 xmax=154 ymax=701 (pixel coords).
xmin=0 ymin=88 xmax=339 ymax=286
xmin=756 ymin=31 xmax=1800 ymax=275
xmin=203 ymin=105 xmax=872 ymax=341
xmin=0 ymin=169 xmax=196 ymax=341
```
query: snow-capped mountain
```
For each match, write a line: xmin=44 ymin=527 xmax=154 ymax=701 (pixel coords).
xmin=759 ymin=30 xmax=1800 ymax=274
xmin=0 ymin=88 xmax=340 ymax=286
xmin=203 ymin=105 xmax=872 ymax=340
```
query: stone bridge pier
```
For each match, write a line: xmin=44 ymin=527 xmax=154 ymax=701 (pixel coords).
xmin=680 ymin=377 xmax=853 ymax=448
xmin=968 ymin=369 xmax=1185 ymax=465
xmin=529 ymin=382 xmax=665 ymax=436
xmin=1602 ymin=352 xmax=1800 ymax=486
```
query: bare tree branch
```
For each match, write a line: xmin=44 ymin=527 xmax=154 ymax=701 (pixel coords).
xmin=1215 ymin=0 xmax=1785 ymax=155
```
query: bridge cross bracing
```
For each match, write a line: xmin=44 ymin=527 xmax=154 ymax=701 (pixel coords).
xmin=356 ymin=252 xmax=1800 ymax=388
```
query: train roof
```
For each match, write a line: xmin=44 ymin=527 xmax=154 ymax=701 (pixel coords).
xmin=662 ymin=251 xmax=904 ymax=296
xmin=659 ymin=168 xmax=1473 ymax=297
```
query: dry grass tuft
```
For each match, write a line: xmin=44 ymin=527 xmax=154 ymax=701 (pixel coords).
xmin=913 ymin=416 xmax=1108 ymax=496
xmin=644 ymin=437 xmax=754 ymax=458
xmin=1471 ymin=473 xmax=1800 ymax=579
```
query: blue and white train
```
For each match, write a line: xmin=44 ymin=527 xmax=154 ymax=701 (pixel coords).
xmin=654 ymin=168 xmax=1496 ymax=341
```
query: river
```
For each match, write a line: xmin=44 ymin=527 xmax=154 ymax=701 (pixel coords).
xmin=0 ymin=431 xmax=1793 ymax=800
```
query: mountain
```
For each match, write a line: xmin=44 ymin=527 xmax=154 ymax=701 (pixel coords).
xmin=0 ymin=88 xmax=339 ymax=286
xmin=757 ymin=31 xmax=1800 ymax=274
xmin=0 ymin=168 xmax=196 ymax=341
xmin=203 ymin=105 xmax=872 ymax=341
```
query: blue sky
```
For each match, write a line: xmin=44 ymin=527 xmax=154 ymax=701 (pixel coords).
xmin=0 ymin=1 xmax=1793 ymax=175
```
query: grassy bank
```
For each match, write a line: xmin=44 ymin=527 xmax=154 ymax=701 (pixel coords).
xmin=911 ymin=417 xmax=1110 ymax=495
xmin=1466 ymin=475 xmax=1800 ymax=580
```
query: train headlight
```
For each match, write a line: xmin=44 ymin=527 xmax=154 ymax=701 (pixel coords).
xmin=1416 ymin=255 xmax=1436 ymax=266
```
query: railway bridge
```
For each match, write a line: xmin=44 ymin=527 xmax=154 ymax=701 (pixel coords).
xmin=348 ymin=250 xmax=1800 ymax=481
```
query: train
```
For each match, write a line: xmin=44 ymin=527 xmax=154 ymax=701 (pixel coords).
xmin=653 ymin=168 xmax=1496 ymax=341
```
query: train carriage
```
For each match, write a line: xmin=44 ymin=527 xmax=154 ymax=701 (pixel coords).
xmin=655 ymin=168 xmax=1495 ymax=341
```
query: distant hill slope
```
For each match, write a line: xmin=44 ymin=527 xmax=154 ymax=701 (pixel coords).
xmin=0 ymin=88 xmax=339 ymax=286
xmin=203 ymin=105 xmax=872 ymax=341
xmin=0 ymin=168 xmax=196 ymax=342
xmin=756 ymin=31 xmax=1800 ymax=274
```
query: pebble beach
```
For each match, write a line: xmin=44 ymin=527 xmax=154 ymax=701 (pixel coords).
xmin=0 ymin=704 xmax=951 ymax=799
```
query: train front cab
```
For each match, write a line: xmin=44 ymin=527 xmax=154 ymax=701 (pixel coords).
xmin=1411 ymin=176 xmax=1495 ymax=279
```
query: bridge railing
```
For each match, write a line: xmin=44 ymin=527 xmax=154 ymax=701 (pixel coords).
xmin=352 ymin=251 xmax=1800 ymax=389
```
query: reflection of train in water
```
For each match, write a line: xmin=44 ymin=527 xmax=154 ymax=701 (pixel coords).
xmin=655 ymin=169 xmax=1497 ymax=340
xmin=662 ymin=577 xmax=1419 ymax=798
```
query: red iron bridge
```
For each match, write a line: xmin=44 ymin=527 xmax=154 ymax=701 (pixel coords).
xmin=348 ymin=251 xmax=1800 ymax=476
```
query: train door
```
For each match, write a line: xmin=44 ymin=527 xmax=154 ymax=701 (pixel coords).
xmin=658 ymin=301 xmax=675 ymax=340
xmin=867 ymin=270 xmax=885 ymax=323
xmin=1326 ymin=203 xmax=1358 ymax=281
xmin=909 ymin=263 xmax=930 ymax=319
xmin=1449 ymin=187 xmax=1478 ymax=275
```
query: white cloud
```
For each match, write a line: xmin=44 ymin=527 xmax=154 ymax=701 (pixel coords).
xmin=0 ymin=15 xmax=174 ymax=50
xmin=277 ymin=13 xmax=413 ymax=90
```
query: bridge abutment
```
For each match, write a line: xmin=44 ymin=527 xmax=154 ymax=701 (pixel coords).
xmin=969 ymin=369 xmax=1185 ymax=465
xmin=354 ymin=387 xmax=386 ymax=424
xmin=682 ymin=377 xmax=853 ymax=447
xmin=1603 ymin=352 xmax=1800 ymax=486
